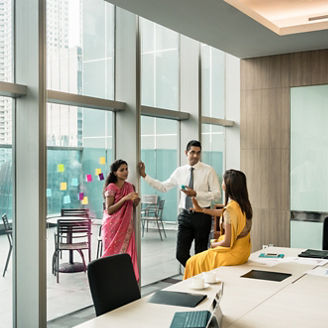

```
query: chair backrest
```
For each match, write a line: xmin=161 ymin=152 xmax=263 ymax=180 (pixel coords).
xmin=1 ymin=213 xmax=11 ymax=232
xmin=88 ymin=254 xmax=141 ymax=316
xmin=141 ymin=195 xmax=158 ymax=205
xmin=323 ymin=217 xmax=328 ymax=250
xmin=61 ymin=208 xmax=89 ymax=218
xmin=57 ymin=218 xmax=91 ymax=241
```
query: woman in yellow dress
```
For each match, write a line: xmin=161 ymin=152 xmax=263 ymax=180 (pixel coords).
xmin=184 ymin=169 xmax=252 ymax=279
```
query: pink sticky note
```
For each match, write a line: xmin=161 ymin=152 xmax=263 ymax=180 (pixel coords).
xmin=79 ymin=192 xmax=84 ymax=201
xmin=86 ymin=174 xmax=92 ymax=182
xmin=98 ymin=173 xmax=104 ymax=181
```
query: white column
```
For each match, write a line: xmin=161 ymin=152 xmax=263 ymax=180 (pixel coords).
xmin=15 ymin=0 xmax=47 ymax=327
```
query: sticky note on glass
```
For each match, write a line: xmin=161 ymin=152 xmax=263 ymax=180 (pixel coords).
xmin=78 ymin=192 xmax=84 ymax=201
xmin=57 ymin=164 xmax=65 ymax=172
xmin=86 ymin=174 xmax=92 ymax=182
xmin=63 ymin=195 xmax=71 ymax=204
xmin=46 ymin=188 xmax=52 ymax=198
xmin=98 ymin=173 xmax=104 ymax=181
xmin=60 ymin=182 xmax=67 ymax=191
xmin=99 ymin=157 xmax=106 ymax=165
xmin=71 ymin=177 xmax=79 ymax=187
xmin=81 ymin=196 xmax=88 ymax=205
xmin=95 ymin=168 xmax=102 ymax=176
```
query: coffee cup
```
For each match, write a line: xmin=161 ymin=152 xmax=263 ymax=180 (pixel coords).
xmin=191 ymin=276 xmax=205 ymax=289
xmin=203 ymin=271 xmax=216 ymax=284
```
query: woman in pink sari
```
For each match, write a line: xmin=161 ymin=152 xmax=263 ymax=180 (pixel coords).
xmin=102 ymin=159 xmax=140 ymax=282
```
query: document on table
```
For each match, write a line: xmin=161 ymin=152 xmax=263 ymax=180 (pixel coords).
xmin=307 ymin=267 xmax=328 ymax=277
xmin=283 ymin=257 xmax=328 ymax=266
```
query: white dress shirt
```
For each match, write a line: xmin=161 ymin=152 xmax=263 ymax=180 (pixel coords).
xmin=144 ymin=161 xmax=221 ymax=210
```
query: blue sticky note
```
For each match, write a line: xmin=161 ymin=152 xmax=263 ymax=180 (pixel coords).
xmin=71 ymin=178 xmax=79 ymax=187
xmin=46 ymin=188 xmax=52 ymax=198
xmin=63 ymin=195 xmax=71 ymax=204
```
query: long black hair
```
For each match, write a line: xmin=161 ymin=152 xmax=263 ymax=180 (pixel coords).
xmin=224 ymin=169 xmax=252 ymax=220
xmin=103 ymin=159 xmax=128 ymax=198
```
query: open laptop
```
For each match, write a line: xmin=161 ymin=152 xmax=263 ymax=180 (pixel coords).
xmin=170 ymin=282 xmax=224 ymax=328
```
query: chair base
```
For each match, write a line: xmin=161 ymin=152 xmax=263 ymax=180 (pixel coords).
xmin=58 ymin=262 xmax=86 ymax=273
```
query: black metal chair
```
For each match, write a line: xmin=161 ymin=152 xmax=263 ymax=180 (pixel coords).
xmin=61 ymin=208 xmax=90 ymax=218
xmin=1 ymin=213 xmax=12 ymax=277
xmin=52 ymin=218 xmax=92 ymax=283
xmin=141 ymin=196 xmax=166 ymax=240
xmin=87 ymin=254 xmax=140 ymax=316
xmin=323 ymin=217 xmax=328 ymax=250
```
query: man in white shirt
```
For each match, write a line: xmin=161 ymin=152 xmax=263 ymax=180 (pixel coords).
xmin=138 ymin=140 xmax=221 ymax=266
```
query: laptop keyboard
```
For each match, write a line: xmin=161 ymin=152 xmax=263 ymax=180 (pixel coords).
xmin=184 ymin=311 xmax=208 ymax=327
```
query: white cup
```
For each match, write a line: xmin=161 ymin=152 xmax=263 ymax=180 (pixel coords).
xmin=203 ymin=271 xmax=216 ymax=284
xmin=191 ymin=276 xmax=205 ymax=289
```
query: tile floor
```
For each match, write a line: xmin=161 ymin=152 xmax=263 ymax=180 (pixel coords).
xmin=0 ymin=223 xmax=181 ymax=328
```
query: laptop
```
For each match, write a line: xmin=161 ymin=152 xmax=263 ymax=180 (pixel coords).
xmin=170 ymin=283 xmax=224 ymax=328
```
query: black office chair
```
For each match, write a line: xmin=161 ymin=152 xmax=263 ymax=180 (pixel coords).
xmin=323 ymin=217 xmax=328 ymax=250
xmin=1 ymin=214 xmax=12 ymax=277
xmin=87 ymin=254 xmax=140 ymax=316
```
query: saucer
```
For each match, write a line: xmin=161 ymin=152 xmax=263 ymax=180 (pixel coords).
xmin=190 ymin=282 xmax=210 ymax=290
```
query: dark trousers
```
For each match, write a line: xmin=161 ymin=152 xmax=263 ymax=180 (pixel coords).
xmin=176 ymin=210 xmax=212 ymax=267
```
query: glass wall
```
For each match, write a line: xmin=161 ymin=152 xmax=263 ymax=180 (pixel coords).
xmin=0 ymin=0 xmax=13 ymax=326
xmin=201 ymin=44 xmax=225 ymax=118
xmin=46 ymin=104 xmax=112 ymax=320
xmin=140 ymin=18 xmax=179 ymax=110
xmin=202 ymin=124 xmax=224 ymax=202
xmin=47 ymin=0 xmax=114 ymax=99
xmin=140 ymin=116 xmax=179 ymax=285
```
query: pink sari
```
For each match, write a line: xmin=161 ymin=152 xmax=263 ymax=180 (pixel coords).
xmin=102 ymin=182 xmax=139 ymax=282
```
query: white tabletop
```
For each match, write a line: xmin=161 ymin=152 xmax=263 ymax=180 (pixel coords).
xmin=74 ymin=247 xmax=323 ymax=328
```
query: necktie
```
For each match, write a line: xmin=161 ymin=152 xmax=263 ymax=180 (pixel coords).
xmin=185 ymin=167 xmax=194 ymax=210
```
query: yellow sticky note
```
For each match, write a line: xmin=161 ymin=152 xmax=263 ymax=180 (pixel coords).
xmin=99 ymin=157 xmax=106 ymax=165
xmin=57 ymin=164 xmax=65 ymax=172
xmin=95 ymin=168 xmax=102 ymax=175
xmin=81 ymin=196 xmax=89 ymax=205
xmin=60 ymin=182 xmax=67 ymax=191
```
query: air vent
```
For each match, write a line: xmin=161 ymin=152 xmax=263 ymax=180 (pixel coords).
xmin=308 ymin=14 xmax=328 ymax=22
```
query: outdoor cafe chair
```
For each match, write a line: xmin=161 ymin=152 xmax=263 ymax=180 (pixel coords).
xmin=1 ymin=213 xmax=12 ymax=277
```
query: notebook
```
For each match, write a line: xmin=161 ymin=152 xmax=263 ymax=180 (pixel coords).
xmin=148 ymin=290 xmax=207 ymax=308
xmin=298 ymin=249 xmax=328 ymax=259
xmin=169 ymin=283 xmax=224 ymax=328
xmin=241 ymin=269 xmax=291 ymax=282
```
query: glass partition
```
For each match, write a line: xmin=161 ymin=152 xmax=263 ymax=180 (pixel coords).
xmin=140 ymin=116 xmax=179 ymax=285
xmin=47 ymin=0 xmax=114 ymax=99
xmin=46 ymin=104 xmax=112 ymax=321
xmin=201 ymin=124 xmax=224 ymax=203
xmin=140 ymin=18 xmax=179 ymax=110
xmin=290 ymin=85 xmax=328 ymax=249
xmin=201 ymin=45 xmax=225 ymax=118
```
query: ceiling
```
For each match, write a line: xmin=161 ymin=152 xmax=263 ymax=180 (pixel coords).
xmin=106 ymin=0 xmax=328 ymax=59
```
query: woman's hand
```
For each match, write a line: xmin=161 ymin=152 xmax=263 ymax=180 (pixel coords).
xmin=125 ymin=192 xmax=139 ymax=201
xmin=133 ymin=196 xmax=141 ymax=207
xmin=191 ymin=197 xmax=203 ymax=213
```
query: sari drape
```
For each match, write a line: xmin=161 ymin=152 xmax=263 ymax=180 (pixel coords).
xmin=102 ymin=182 xmax=139 ymax=282
xmin=184 ymin=200 xmax=251 ymax=279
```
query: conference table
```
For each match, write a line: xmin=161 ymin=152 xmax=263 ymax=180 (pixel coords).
xmin=74 ymin=247 xmax=328 ymax=328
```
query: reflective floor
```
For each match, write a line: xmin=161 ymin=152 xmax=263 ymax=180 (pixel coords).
xmin=0 ymin=223 xmax=179 ymax=327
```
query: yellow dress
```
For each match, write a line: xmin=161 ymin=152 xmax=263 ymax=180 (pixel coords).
xmin=183 ymin=200 xmax=251 ymax=279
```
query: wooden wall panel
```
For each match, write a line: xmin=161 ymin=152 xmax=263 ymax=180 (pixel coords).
xmin=241 ymin=49 xmax=328 ymax=251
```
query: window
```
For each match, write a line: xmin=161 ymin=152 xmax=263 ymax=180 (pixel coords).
xmin=140 ymin=18 xmax=179 ymax=110
xmin=47 ymin=0 xmax=115 ymax=99
xmin=202 ymin=124 xmax=224 ymax=202
xmin=201 ymin=45 xmax=225 ymax=118
xmin=46 ymin=104 xmax=112 ymax=319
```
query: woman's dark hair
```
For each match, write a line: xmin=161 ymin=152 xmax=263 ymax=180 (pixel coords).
xmin=223 ymin=169 xmax=252 ymax=220
xmin=103 ymin=159 xmax=128 ymax=198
